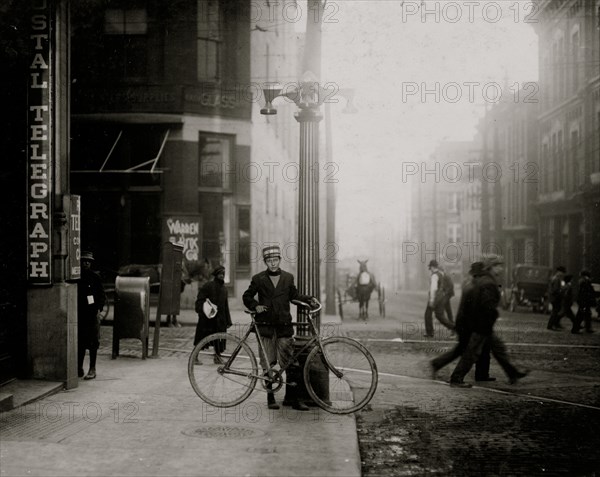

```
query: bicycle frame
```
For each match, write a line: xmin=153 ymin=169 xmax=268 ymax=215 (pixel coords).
xmin=219 ymin=302 xmax=344 ymax=385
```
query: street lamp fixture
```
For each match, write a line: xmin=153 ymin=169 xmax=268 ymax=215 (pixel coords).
xmin=259 ymin=79 xmax=357 ymax=329
xmin=260 ymin=73 xmax=324 ymax=336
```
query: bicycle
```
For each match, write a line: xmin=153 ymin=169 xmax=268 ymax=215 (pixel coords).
xmin=188 ymin=299 xmax=378 ymax=414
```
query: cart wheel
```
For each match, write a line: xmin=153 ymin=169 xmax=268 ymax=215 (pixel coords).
xmin=337 ymin=288 xmax=344 ymax=321
xmin=378 ymin=286 xmax=385 ymax=318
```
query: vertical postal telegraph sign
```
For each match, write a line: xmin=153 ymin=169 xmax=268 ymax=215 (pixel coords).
xmin=28 ymin=1 xmax=53 ymax=284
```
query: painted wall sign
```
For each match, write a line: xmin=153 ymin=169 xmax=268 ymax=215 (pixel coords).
xmin=27 ymin=1 xmax=53 ymax=284
xmin=67 ymin=195 xmax=81 ymax=280
xmin=162 ymin=215 xmax=202 ymax=262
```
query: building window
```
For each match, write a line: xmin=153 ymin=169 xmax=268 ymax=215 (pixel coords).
xmin=447 ymin=223 xmax=460 ymax=243
xmin=104 ymin=8 xmax=148 ymax=80
xmin=571 ymin=30 xmax=580 ymax=93
xmin=571 ymin=129 xmax=579 ymax=190
xmin=198 ymin=134 xmax=232 ymax=190
xmin=558 ymin=130 xmax=564 ymax=191
xmin=197 ymin=0 xmax=221 ymax=81
xmin=542 ymin=142 xmax=549 ymax=193
xmin=447 ymin=192 xmax=459 ymax=213
xmin=551 ymin=133 xmax=557 ymax=191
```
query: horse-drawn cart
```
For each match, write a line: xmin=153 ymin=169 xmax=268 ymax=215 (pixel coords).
xmin=336 ymin=271 xmax=386 ymax=321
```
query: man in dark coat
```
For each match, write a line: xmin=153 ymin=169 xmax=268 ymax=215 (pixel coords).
xmin=547 ymin=265 xmax=566 ymax=330
xmin=574 ymin=270 xmax=595 ymax=334
xmin=449 ymin=255 xmax=528 ymax=387
xmin=242 ymin=245 xmax=317 ymax=411
xmin=77 ymin=251 xmax=106 ymax=380
xmin=431 ymin=262 xmax=494 ymax=381
xmin=194 ymin=265 xmax=232 ymax=362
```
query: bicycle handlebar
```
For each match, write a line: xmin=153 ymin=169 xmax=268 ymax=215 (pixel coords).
xmin=291 ymin=299 xmax=322 ymax=314
xmin=244 ymin=299 xmax=322 ymax=315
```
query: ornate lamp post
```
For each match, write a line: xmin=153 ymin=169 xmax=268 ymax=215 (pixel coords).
xmin=262 ymin=74 xmax=323 ymax=335
xmin=261 ymin=77 xmax=356 ymax=333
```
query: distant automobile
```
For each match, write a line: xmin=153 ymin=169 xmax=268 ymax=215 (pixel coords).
xmin=503 ymin=264 xmax=552 ymax=314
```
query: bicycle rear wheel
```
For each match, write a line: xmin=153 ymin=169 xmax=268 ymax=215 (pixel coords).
xmin=304 ymin=337 xmax=378 ymax=414
xmin=188 ymin=333 xmax=258 ymax=408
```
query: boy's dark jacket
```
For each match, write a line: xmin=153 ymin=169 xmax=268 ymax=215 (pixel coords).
xmin=242 ymin=270 xmax=310 ymax=338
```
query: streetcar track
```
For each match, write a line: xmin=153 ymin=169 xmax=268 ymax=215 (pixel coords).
xmin=362 ymin=338 xmax=600 ymax=349
xmin=375 ymin=370 xmax=600 ymax=411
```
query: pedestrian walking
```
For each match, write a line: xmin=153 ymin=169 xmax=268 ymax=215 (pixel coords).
xmin=547 ymin=265 xmax=566 ymax=330
xmin=242 ymin=245 xmax=318 ymax=411
xmin=574 ymin=270 xmax=595 ymax=334
xmin=77 ymin=251 xmax=106 ymax=380
xmin=194 ymin=265 xmax=232 ymax=362
xmin=558 ymin=274 xmax=577 ymax=333
xmin=449 ymin=254 xmax=528 ymax=388
xmin=423 ymin=260 xmax=455 ymax=337
xmin=431 ymin=262 xmax=495 ymax=381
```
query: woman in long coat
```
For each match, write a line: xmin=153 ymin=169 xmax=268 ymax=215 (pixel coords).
xmin=194 ymin=265 xmax=232 ymax=361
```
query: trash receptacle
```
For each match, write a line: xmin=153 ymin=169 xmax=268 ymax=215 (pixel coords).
xmin=112 ymin=276 xmax=150 ymax=359
xmin=284 ymin=335 xmax=330 ymax=406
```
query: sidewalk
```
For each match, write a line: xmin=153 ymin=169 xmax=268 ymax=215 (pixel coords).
xmin=0 ymin=310 xmax=359 ymax=477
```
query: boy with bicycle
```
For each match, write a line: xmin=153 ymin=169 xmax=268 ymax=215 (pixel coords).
xmin=242 ymin=245 xmax=318 ymax=411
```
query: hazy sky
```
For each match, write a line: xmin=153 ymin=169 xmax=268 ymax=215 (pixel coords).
xmin=319 ymin=0 xmax=539 ymax=261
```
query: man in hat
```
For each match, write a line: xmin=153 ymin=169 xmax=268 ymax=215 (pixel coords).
xmin=77 ymin=251 xmax=106 ymax=380
xmin=449 ymin=254 xmax=528 ymax=387
xmin=423 ymin=259 xmax=455 ymax=337
xmin=574 ymin=270 xmax=595 ymax=334
xmin=431 ymin=261 xmax=494 ymax=381
xmin=547 ymin=265 xmax=567 ymax=331
xmin=242 ymin=245 xmax=318 ymax=411
xmin=194 ymin=265 xmax=232 ymax=363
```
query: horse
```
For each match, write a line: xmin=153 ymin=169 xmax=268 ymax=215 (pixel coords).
xmin=355 ymin=260 xmax=376 ymax=320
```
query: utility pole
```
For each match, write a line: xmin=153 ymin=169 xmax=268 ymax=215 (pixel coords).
xmin=324 ymin=100 xmax=337 ymax=315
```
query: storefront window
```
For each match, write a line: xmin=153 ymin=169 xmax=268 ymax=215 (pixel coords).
xmin=198 ymin=134 xmax=232 ymax=190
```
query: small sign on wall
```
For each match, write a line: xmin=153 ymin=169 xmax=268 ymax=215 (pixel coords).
xmin=162 ymin=214 xmax=202 ymax=262
xmin=67 ymin=195 xmax=81 ymax=281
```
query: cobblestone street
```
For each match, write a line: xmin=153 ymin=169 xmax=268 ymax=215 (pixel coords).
xmin=98 ymin=289 xmax=600 ymax=476
xmin=342 ymin=291 xmax=600 ymax=476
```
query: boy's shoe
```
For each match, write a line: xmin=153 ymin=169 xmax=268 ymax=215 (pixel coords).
xmin=292 ymin=400 xmax=310 ymax=411
xmin=267 ymin=394 xmax=280 ymax=410
xmin=475 ymin=376 xmax=497 ymax=382
xmin=84 ymin=369 xmax=96 ymax=380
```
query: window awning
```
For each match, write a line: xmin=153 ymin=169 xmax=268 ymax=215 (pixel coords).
xmin=71 ymin=121 xmax=174 ymax=175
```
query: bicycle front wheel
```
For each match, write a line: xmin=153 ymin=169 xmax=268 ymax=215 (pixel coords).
xmin=304 ymin=337 xmax=378 ymax=414
xmin=188 ymin=333 xmax=258 ymax=408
